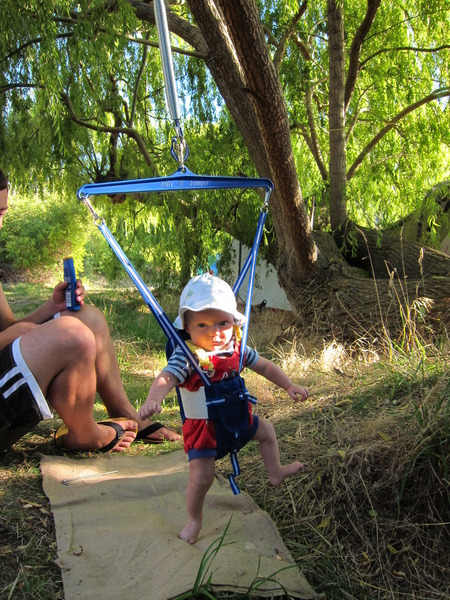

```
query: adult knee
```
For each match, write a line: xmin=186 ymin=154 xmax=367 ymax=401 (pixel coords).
xmin=77 ymin=304 xmax=109 ymax=339
xmin=59 ymin=318 xmax=97 ymax=363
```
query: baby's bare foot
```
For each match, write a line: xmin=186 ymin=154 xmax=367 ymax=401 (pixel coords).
xmin=269 ymin=461 xmax=303 ymax=486
xmin=179 ymin=519 xmax=202 ymax=544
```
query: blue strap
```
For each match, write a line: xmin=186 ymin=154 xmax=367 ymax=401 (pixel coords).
xmin=170 ymin=132 xmax=189 ymax=164
xmin=97 ymin=220 xmax=211 ymax=386
xmin=229 ymin=451 xmax=241 ymax=495
xmin=81 ymin=186 xmax=271 ymax=495
xmin=233 ymin=204 xmax=269 ymax=372
xmin=78 ymin=175 xmax=272 ymax=388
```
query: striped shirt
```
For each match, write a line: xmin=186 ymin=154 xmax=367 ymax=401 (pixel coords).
xmin=163 ymin=339 xmax=259 ymax=385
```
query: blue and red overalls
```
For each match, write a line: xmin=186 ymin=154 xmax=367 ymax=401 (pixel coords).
xmin=167 ymin=337 xmax=259 ymax=466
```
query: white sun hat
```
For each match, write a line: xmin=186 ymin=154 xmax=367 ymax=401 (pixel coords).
xmin=174 ymin=273 xmax=246 ymax=330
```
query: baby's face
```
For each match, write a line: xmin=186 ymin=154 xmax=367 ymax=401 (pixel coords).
xmin=184 ymin=308 xmax=234 ymax=352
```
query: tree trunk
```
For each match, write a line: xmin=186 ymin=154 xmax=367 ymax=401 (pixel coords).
xmin=290 ymin=231 xmax=450 ymax=342
xmin=336 ymin=223 xmax=450 ymax=279
xmin=187 ymin=0 xmax=316 ymax=284
xmin=328 ymin=0 xmax=348 ymax=232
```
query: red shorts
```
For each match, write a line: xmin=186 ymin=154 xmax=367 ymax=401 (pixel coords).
xmin=182 ymin=404 xmax=255 ymax=460
xmin=182 ymin=418 xmax=217 ymax=455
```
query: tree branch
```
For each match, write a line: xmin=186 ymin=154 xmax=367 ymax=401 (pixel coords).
xmin=127 ymin=35 xmax=205 ymax=59
xmin=347 ymin=88 xmax=450 ymax=181
xmin=360 ymin=44 xmax=450 ymax=69
xmin=129 ymin=0 xmax=209 ymax=55
xmin=0 ymin=83 xmax=42 ymax=94
xmin=345 ymin=0 xmax=381 ymax=111
xmin=273 ymin=1 xmax=307 ymax=73
xmin=305 ymin=85 xmax=328 ymax=181
xmin=129 ymin=31 xmax=150 ymax=128
xmin=60 ymin=91 xmax=156 ymax=168
xmin=1 ymin=10 xmax=204 ymax=69
xmin=1 ymin=33 xmax=73 ymax=64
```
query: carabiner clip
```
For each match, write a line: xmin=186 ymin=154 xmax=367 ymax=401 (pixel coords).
xmin=170 ymin=136 xmax=189 ymax=168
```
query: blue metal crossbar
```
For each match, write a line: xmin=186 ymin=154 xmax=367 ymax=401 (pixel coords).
xmin=77 ymin=166 xmax=273 ymax=199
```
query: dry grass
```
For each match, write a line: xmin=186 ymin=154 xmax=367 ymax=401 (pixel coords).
xmin=223 ymin=326 xmax=449 ymax=600
xmin=1 ymin=287 xmax=449 ymax=600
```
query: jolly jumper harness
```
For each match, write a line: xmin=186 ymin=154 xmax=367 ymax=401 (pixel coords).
xmin=77 ymin=0 xmax=273 ymax=493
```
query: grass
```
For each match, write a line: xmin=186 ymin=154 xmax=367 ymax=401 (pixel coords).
xmin=0 ymin=282 xmax=449 ymax=599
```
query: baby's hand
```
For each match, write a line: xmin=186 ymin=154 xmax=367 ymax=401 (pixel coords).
xmin=137 ymin=399 xmax=162 ymax=420
xmin=286 ymin=383 xmax=309 ymax=402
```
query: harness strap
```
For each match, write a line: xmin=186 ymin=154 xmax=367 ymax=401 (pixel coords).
xmin=79 ymin=183 xmax=272 ymax=494
xmin=80 ymin=192 xmax=271 ymax=387
xmin=229 ymin=453 xmax=241 ymax=495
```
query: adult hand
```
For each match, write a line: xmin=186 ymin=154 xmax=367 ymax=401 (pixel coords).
xmin=53 ymin=280 xmax=86 ymax=311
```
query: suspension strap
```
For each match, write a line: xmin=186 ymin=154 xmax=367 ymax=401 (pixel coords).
xmin=233 ymin=189 xmax=270 ymax=372
xmin=81 ymin=188 xmax=270 ymax=494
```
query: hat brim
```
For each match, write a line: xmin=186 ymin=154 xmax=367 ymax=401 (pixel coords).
xmin=174 ymin=306 xmax=246 ymax=330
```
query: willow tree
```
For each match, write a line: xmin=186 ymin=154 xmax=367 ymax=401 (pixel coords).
xmin=1 ymin=0 xmax=449 ymax=339
xmin=183 ymin=0 xmax=449 ymax=337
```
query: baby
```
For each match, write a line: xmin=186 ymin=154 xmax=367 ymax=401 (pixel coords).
xmin=138 ymin=273 xmax=309 ymax=544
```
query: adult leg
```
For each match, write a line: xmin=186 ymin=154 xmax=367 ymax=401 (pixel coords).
xmin=19 ymin=318 xmax=136 ymax=451
xmin=252 ymin=418 xmax=303 ymax=485
xmin=179 ymin=456 xmax=215 ymax=544
xmin=64 ymin=305 xmax=180 ymax=442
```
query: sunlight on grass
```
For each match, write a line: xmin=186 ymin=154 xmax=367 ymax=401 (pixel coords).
xmin=1 ymin=281 xmax=448 ymax=600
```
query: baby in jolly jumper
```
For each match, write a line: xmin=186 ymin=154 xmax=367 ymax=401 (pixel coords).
xmin=138 ymin=273 xmax=309 ymax=544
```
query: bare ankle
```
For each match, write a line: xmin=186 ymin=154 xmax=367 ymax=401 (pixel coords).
xmin=179 ymin=519 xmax=202 ymax=544
xmin=269 ymin=461 xmax=303 ymax=486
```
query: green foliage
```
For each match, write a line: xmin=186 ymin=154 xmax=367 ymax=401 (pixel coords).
xmin=0 ymin=0 xmax=449 ymax=281
xmin=262 ymin=0 xmax=450 ymax=227
xmin=0 ymin=190 xmax=90 ymax=274
xmin=79 ymin=116 xmax=265 ymax=285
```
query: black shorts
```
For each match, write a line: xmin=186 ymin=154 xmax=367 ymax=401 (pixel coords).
xmin=0 ymin=338 xmax=52 ymax=451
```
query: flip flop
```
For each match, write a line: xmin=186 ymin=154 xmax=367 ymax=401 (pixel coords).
xmin=55 ymin=418 xmax=136 ymax=453
xmin=135 ymin=422 xmax=180 ymax=444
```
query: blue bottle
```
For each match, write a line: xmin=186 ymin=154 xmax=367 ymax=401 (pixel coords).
xmin=63 ymin=257 xmax=81 ymax=311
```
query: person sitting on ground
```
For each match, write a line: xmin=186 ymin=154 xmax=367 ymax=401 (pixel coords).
xmin=138 ymin=273 xmax=309 ymax=544
xmin=0 ymin=168 xmax=181 ymax=453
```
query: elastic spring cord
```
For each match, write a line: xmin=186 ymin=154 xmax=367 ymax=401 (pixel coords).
xmin=79 ymin=195 xmax=103 ymax=227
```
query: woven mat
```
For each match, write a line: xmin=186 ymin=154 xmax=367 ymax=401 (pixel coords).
xmin=41 ymin=451 xmax=320 ymax=600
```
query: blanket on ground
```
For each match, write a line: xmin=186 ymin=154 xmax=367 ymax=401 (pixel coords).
xmin=41 ymin=451 xmax=320 ymax=600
